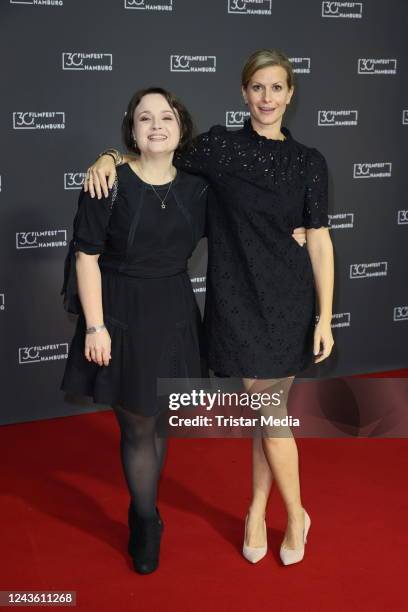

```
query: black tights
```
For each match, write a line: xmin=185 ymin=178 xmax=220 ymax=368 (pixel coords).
xmin=113 ymin=405 xmax=168 ymax=519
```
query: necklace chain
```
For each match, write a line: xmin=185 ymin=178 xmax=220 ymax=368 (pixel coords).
xmin=135 ymin=162 xmax=175 ymax=209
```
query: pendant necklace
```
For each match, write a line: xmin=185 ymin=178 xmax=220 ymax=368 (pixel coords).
xmin=135 ymin=162 xmax=176 ymax=209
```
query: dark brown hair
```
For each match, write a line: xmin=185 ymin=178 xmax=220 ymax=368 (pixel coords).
xmin=241 ymin=49 xmax=294 ymax=90
xmin=122 ymin=86 xmax=194 ymax=154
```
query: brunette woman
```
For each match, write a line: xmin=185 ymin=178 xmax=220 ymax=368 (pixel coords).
xmin=61 ymin=87 xmax=209 ymax=574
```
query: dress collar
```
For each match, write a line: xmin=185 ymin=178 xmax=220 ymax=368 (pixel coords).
xmin=243 ymin=117 xmax=292 ymax=146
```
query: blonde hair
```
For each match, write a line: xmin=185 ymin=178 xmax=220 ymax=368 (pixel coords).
xmin=241 ymin=49 xmax=294 ymax=90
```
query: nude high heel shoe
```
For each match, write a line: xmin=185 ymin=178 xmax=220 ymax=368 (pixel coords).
xmin=280 ymin=508 xmax=311 ymax=566
xmin=242 ymin=514 xmax=267 ymax=563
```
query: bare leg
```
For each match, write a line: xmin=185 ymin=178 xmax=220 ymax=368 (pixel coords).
xmin=243 ymin=376 xmax=306 ymax=550
xmin=245 ymin=437 xmax=274 ymax=547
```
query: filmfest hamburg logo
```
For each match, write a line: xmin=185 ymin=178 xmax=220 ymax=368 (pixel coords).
xmin=318 ymin=110 xmax=358 ymax=126
xmin=19 ymin=343 xmax=69 ymax=365
xmin=353 ymin=163 xmax=392 ymax=178
xmin=288 ymin=57 xmax=311 ymax=74
xmin=331 ymin=313 xmax=351 ymax=328
xmin=0 ymin=294 xmax=5 ymax=311
xmin=394 ymin=306 xmax=408 ymax=322
xmin=62 ymin=52 xmax=113 ymax=71
xmin=350 ymin=262 xmax=388 ymax=279
xmin=13 ymin=112 xmax=65 ymax=130
xmin=10 ymin=1 xmax=63 ymax=6
xmin=190 ymin=276 xmax=206 ymax=294
xmin=226 ymin=111 xmax=250 ymax=128
xmin=16 ymin=230 xmax=67 ymax=249
xmin=403 ymin=110 xmax=408 ymax=125
xmin=398 ymin=210 xmax=408 ymax=225
xmin=227 ymin=0 xmax=272 ymax=15
xmin=124 ymin=0 xmax=173 ymax=9
xmin=64 ymin=173 xmax=86 ymax=190
xmin=358 ymin=59 xmax=397 ymax=75
xmin=329 ymin=213 xmax=354 ymax=229
xmin=170 ymin=56 xmax=216 ymax=73
xmin=321 ymin=1 xmax=363 ymax=18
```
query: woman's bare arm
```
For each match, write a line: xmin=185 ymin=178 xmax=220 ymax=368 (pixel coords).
xmin=305 ymin=227 xmax=335 ymax=363
xmin=75 ymin=252 xmax=111 ymax=366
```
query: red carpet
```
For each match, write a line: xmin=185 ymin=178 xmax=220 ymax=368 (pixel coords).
xmin=1 ymin=370 xmax=407 ymax=611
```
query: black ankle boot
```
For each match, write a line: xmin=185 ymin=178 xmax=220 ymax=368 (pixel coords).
xmin=127 ymin=501 xmax=164 ymax=555
xmin=127 ymin=502 xmax=164 ymax=574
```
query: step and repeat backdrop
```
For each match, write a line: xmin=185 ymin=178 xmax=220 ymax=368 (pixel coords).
xmin=1 ymin=0 xmax=407 ymax=424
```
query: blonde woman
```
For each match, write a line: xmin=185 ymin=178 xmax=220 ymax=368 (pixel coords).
xmin=84 ymin=49 xmax=334 ymax=566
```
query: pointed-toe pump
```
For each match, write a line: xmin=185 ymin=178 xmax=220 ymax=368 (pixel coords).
xmin=280 ymin=508 xmax=311 ymax=566
xmin=242 ymin=514 xmax=268 ymax=564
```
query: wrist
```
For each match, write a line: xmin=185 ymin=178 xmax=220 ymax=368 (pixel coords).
xmin=102 ymin=152 xmax=117 ymax=165
xmin=97 ymin=148 xmax=123 ymax=166
xmin=86 ymin=323 xmax=106 ymax=334
xmin=316 ymin=314 xmax=332 ymax=325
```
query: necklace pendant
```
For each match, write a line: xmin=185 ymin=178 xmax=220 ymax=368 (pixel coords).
xmin=161 ymin=203 xmax=166 ymax=209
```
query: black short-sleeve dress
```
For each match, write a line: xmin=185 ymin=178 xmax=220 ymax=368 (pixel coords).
xmin=60 ymin=163 xmax=208 ymax=415
xmin=174 ymin=118 xmax=330 ymax=378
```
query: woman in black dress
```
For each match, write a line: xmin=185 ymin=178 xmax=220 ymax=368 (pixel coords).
xmin=60 ymin=87 xmax=209 ymax=574
xmin=85 ymin=49 xmax=335 ymax=567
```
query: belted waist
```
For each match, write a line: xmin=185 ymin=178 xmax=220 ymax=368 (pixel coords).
xmin=99 ymin=257 xmax=188 ymax=280
xmin=61 ymin=243 xmax=189 ymax=316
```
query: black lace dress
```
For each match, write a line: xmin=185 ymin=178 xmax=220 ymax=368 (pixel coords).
xmin=174 ymin=118 xmax=329 ymax=378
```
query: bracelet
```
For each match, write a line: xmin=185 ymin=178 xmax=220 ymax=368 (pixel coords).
xmin=97 ymin=148 xmax=123 ymax=166
xmin=86 ymin=324 xmax=106 ymax=335
xmin=102 ymin=152 xmax=117 ymax=165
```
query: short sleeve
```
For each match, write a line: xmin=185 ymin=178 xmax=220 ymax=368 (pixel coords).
xmin=303 ymin=148 xmax=329 ymax=229
xmin=72 ymin=184 xmax=116 ymax=255
xmin=60 ymin=179 xmax=117 ymax=313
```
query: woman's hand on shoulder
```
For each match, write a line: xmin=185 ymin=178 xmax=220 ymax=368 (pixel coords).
xmin=84 ymin=328 xmax=111 ymax=366
xmin=84 ymin=155 xmax=117 ymax=199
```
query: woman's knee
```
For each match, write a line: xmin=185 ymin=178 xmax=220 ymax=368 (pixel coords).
xmin=113 ymin=406 xmax=157 ymax=443
xmin=242 ymin=376 xmax=295 ymax=395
